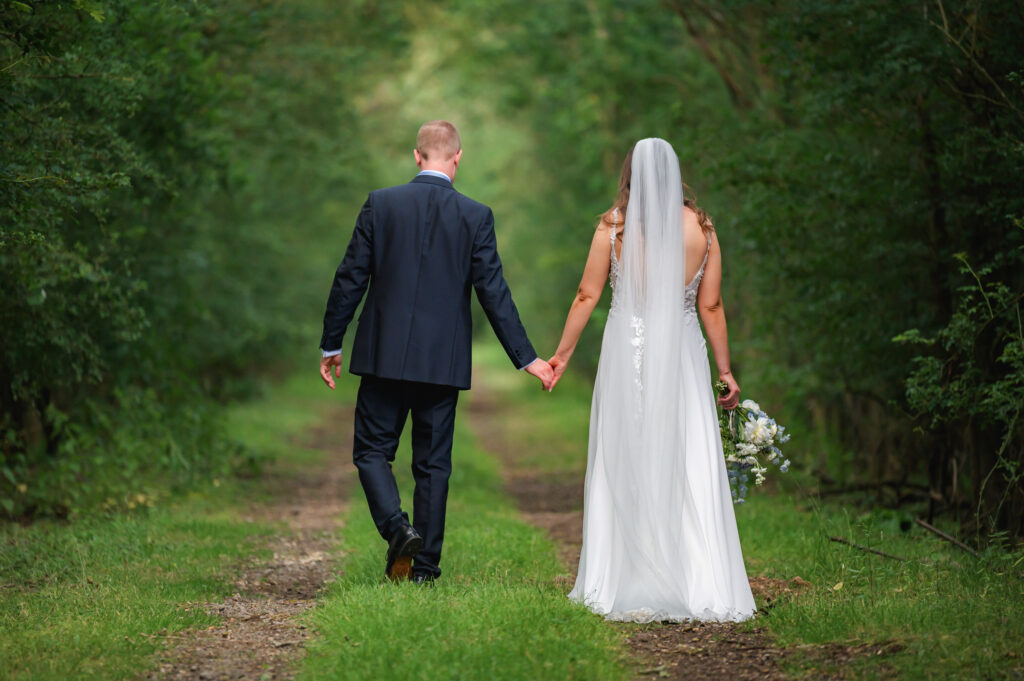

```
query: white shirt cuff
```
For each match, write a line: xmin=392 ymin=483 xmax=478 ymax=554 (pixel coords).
xmin=321 ymin=348 xmax=342 ymax=358
xmin=519 ymin=357 xmax=539 ymax=371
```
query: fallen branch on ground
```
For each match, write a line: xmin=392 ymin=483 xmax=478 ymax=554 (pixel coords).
xmin=913 ymin=518 xmax=979 ymax=557
xmin=828 ymin=536 xmax=907 ymax=561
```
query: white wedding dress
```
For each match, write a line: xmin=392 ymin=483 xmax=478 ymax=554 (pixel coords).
xmin=568 ymin=139 xmax=756 ymax=623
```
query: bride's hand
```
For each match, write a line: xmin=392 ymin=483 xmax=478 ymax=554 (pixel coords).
xmin=548 ymin=354 xmax=569 ymax=391
xmin=717 ymin=371 xmax=740 ymax=410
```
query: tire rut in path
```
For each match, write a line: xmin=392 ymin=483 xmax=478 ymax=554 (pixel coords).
xmin=465 ymin=389 xmax=899 ymax=681
xmin=145 ymin=409 xmax=355 ymax=681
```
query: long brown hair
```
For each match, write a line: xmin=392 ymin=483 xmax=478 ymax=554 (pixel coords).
xmin=601 ymin=144 xmax=714 ymax=234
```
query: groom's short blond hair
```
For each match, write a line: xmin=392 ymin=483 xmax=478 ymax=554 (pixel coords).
xmin=416 ymin=120 xmax=461 ymax=161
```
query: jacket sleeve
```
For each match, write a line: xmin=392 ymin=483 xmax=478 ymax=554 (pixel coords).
xmin=470 ymin=208 xmax=538 ymax=369
xmin=320 ymin=194 xmax=374 ymax=353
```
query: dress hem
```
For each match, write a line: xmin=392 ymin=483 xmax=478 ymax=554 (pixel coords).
xmin=570 ymin=593 xmax=755 ymax=624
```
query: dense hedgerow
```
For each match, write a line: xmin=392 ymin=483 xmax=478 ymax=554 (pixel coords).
xmin=0 ymin=0 xmax=398 ymax=517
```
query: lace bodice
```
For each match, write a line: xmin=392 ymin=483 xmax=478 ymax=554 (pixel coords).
xmin=608 ymin=208 xmax=710 ymax=323
xmin=683 ymin=239 xmax=711 ymax=322
xmin=609 ymin=209 xmax=623 ymax=291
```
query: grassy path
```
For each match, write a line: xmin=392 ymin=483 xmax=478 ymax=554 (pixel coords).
xmin=149 ymin=383 xmax=354 ymax=680
xmin=0 ymin=376 xmax=350 ymax=681
xmin=296 ymin=368 xmax=631 ymax=681
xmin=460 ymin=344 xmax=1024 ymax=681
xmin=3 ymin=348 xmax=1021 ymax=680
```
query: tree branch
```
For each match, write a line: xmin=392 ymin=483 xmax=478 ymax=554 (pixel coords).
xmin=930 ymin=0 xmax=1024 ymax=124
xmin=914 ymin=517 xmax=979 ymax=556
xmin=662 ymin=0 xmax=751 ymax=110
xmin=17 ymin=72 xmax=107 ymax=80
xmin=829 ymin=536 xmax=907 ymax=561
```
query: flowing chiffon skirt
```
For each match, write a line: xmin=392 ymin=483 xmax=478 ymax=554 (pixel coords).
xmin=568 ymin=316 xmax=756 ymax=623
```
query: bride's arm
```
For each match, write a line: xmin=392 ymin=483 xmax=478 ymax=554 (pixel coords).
xmin=697 ymin=230 xmax=741 ymax=409
xmin=548 ymin=220 xmax=614 ymax=388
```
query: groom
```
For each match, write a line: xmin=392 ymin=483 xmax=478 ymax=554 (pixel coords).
xmin=319 ymin=120 xmax=553 ymax=584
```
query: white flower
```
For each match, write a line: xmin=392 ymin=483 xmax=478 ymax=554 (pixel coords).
xmin=744 ymin=416 xmax=774 ymax=447
xmin=780 ymin=459 xmax=791 ymax=473
xmin=740 ymin=399 xmax=761 ymax=413
xmin=736 ymin=442 xmax=758 ymax=456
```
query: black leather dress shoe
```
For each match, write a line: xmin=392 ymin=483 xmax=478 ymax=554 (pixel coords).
xmin=385 ymin=524 xmax=424 ymax=582
xmin=412 ymin=573 xmax=435 ymax=586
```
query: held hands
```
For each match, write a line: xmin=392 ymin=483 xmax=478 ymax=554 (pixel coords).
xmin=320 ymin=353 xmax=342 ymax=390
xmin=717 ymin=371 xmax=740 ymax=410
xmin=547 ymin=353 xmax=569 ymax=391
xmin=525 ymin=358 xmax=556 ymax=391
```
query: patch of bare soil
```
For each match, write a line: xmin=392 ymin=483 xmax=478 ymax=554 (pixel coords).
xmin=144 ymin=412 xmax=355 ymax=681
xmin=465 ymin=385 xmax=903 ymax=681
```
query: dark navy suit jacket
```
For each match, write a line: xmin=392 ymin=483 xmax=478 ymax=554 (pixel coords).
xmin=320 ymin=174 xmax=537 ymax=390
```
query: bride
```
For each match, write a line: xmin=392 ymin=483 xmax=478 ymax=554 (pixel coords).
xmin=548 ymin=138 xmax=756 ymax=622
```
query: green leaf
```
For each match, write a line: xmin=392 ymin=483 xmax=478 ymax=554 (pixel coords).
xmin=892 ymin=329 xmax=933 ymax=346
xmin=72 ymin=0 xmax=105 ymax=22
xmin=1 ymin=467 xmax=16 ymax=485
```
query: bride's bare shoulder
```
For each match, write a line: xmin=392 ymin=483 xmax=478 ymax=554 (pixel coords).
xmin=681 ymin=205 xmax=701 ymax=232
xmin=683 ymin=203 xmax=716 ymax=233
xmin=596 ymin=208 xmax=619 ymax=232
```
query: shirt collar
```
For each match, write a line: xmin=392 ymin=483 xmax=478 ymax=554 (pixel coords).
xmin=416 ymin=169 xmax=453 ymax=183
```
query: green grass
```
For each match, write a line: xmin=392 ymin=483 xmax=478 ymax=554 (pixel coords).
xmin=467 ymin=342 xmax=1024 ymax=681
xmin=744 ymin=498 xmax=1024 ymax=680
xmin=0 ymin=371 xmax=338 ymax=681
xmin=296 ymin=357 xmax=632 ymax=681
xmin=5 ymin=348 xmax=1020 ymax=681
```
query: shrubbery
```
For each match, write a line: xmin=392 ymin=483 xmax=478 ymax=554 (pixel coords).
xmin=0 ymin=0 xmax=384 ymax=517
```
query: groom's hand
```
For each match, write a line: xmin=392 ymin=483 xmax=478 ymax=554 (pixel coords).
xmin=320 ymin=354 xmax=342 ymax=390
xmin=525 ymin=358 xmax=555 ymax=392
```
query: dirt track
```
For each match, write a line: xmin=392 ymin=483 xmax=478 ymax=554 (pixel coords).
xmin=145 ymin=412 xmax=354 ymax=681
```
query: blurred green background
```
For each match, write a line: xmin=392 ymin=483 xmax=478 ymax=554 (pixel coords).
xmin=1 ymin=0 xmax=1021 ymax=544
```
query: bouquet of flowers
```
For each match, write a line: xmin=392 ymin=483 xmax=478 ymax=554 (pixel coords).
xmin=715 ymin=382 xmax=791 ymax=504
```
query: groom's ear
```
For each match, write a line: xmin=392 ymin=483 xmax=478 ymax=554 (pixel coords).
xmin=414 ymin=148 xmax=423 ymax=168
xmin=453 ymin=149 xmax=463 ymax=166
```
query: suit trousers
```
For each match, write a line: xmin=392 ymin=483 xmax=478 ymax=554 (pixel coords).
xmin=352 ymin=375 xmax=459 ymax=578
